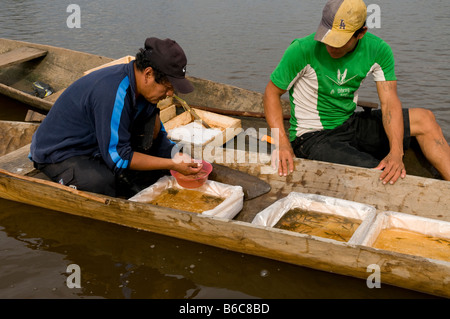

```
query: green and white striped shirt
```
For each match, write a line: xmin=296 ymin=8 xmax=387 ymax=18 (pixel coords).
xmin=270 ymin=32 xmax=397 ymax=141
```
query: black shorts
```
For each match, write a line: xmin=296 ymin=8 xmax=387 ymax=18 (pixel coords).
xmin=291 ymin=109 xmax=411 ymax=168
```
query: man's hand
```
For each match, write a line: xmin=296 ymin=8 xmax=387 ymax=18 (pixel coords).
xmin=271 ymin=141 xmax=295 ymax=177
xmin=374 ymin=152 xmax=406 ymax=185
xmin=172 ymin=153 xmax=203 ymax=176
xmin=173 ymin=161 xmax=203 ymax=176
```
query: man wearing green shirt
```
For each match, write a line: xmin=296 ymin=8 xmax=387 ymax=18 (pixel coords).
xmin=264 ymin=0 xmax=450 ymax=184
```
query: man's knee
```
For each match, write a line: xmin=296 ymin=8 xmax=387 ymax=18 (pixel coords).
xmin=410 ymin=108 xmax=441 ymax=136
xmin=65 ymin=156 xmax=116 ymax=196
xmin=77 ymin=170 xmax=116 ymax=196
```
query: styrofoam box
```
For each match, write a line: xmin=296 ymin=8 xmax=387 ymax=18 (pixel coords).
xmin=252 ymin=192 xmax=377 ymax=244
xmin=168 ymin=121 xmax=222 ymax=145
xmin=129 ymin=175 xmax=244 ymax=219
xmin=360 ymin=211 xmax=450 ymax=249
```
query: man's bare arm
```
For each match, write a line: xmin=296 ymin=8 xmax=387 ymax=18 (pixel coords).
xmin=263 ymin=81 xmax=294 ymax=176
xmin=130 ymin=152 xmax=202 ymax=175
xmin=375 ymin=80 xmax=406 ymax=184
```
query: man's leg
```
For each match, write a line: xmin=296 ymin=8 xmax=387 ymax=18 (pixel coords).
xmin=292 ymin=122 xmax=381 ymax=169
xmin=39 ymin=156 xmax=117 ymax=196
xmin=409 ymin=108 xmax=450 ymax=180
xmin=307 ymin=139 xmax=380 ymax=168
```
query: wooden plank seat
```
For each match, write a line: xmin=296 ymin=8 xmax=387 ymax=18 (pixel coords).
xmin=0 ymin=46 xmax=47 ymax=68
xmin=0 ymin=144 xmax=34 ymax=175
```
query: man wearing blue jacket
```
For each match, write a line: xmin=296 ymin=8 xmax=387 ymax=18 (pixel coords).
xmin=30 ymin=37 xmax=202 ymax=197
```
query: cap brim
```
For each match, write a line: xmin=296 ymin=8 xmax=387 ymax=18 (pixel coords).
xmin=315 ymin=23 xmax=354 ymax=48
xmin=314 ymin=22 xmax=331 ymax=43
xmin=168 ymin=76 xmax=194 ymax=94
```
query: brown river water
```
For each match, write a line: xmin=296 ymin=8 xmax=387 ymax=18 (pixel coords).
xmin=0 ymin=0 xmax=448 ymax=300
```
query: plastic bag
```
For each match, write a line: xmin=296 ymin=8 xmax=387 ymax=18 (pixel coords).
xmin=129 ymin=175 xmax=244 ymax=219
xmin=360 ymin=211 xmax=450 ymax=247
xmin=252 ymin=192 xmax=376 ymax=244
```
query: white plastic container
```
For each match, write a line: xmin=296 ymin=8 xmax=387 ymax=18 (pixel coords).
xmin=252 ymin=192 xmax=377 ymax=244
xmin=360 ymin=211 xmax=450 ymax=262
xmin=129 ymin=175 xmax=244 ymax=219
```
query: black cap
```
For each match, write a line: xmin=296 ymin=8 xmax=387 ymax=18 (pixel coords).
xmin=144 ymin=37 xmax=194 ymax=94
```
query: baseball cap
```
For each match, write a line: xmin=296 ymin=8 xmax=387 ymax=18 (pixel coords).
xmin=314 ymin=0 xmax=367 ymax=48
xmin=144 ymin=37 xmax=194 ymax=94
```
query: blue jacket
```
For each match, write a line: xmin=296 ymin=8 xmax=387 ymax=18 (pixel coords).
xmin=30 ymin=61 xmax=175 ymax=174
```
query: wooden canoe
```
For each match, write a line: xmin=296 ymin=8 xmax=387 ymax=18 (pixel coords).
xmin=0 ymin=120 xmax=449 ymax=298
xmin=0 ymin=38 xmax=111 ymax=112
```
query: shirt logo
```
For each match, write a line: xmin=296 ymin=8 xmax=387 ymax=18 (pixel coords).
xmin=326 ymin=69 xmax=357 ymax=86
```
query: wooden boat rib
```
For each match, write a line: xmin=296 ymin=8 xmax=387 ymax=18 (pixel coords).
xmin=0 ymin=39 xmax=449 ymax=298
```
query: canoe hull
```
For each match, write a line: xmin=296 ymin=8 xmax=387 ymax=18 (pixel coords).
xmin=0 ymin=117 xmax=449 ymax=299
xmin=0 ymin=166 xmax=448 ymax=298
